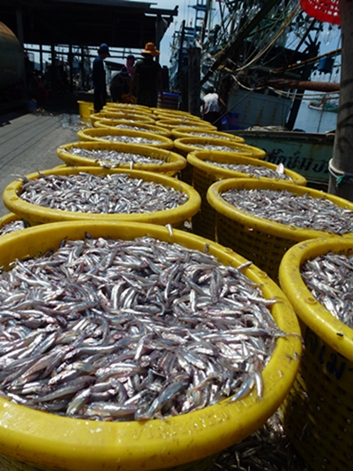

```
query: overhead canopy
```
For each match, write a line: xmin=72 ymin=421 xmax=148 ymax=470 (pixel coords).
xmin=1 ymin=0 xmax=178 ymax=49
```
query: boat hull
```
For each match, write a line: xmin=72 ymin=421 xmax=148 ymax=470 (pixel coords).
xmin=231 ymin=130 xmax=334 ymax=187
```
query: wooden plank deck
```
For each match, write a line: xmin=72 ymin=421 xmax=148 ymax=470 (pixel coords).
xmin=0 ymin=111 xmax=81 ymax=217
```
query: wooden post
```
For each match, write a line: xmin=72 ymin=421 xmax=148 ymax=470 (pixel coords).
xmin=188 ymin=47 xmax=201 ymax=117
xmin=328 ymin=0 xmax=353 ymax=201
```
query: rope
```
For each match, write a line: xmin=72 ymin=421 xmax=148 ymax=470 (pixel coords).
xmin=328 ymin=158 xmax=353 ymax=187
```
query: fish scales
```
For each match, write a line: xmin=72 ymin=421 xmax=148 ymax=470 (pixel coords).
xmin=0 ymin=236 xmax=289 ymax=421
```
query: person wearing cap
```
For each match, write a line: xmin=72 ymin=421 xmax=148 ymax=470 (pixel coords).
xmin=110 ymin=55 xmax=135 ymax=103
xmin=129 ymin=42 xmax=163 ymax=108
xmin=92 ymin=43 xmax=110 ymax=112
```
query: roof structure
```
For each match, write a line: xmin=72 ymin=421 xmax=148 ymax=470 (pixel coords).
xmin=1 ymin=0 xmax=178 ymax=49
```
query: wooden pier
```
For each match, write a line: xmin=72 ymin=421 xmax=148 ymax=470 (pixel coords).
xmin=0 ymin=110 xmax=81 ymax=217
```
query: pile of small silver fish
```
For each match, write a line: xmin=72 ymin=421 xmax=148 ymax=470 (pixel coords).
xmin=212 ymin=412 xmax=310 ymax=471
xmin=222 ymin=188 xmax=353 ymax=234
xmin=189 ymin=132 xmax=234 ymax=140
xmin=104 ymin=124 xmax=166 ymax=135
xmin=96 ymin=135 xmax=162 ymax=145
xmin=192 ymin=144 xmax=250 ymax=152
xmin=68 ymin=147 xmax=166 ymax=167
xmin=204 ymin=161 xmax=292 ymax=181
xmin=19 ymin=173 xmax=188 ymax=214
xmin=301 ymin=251 xmax=353 ymax=328
xmin=0 ymin=236 xmax=286 ymax=421
xmin=0 ymin=220 xmax=27 ymax=236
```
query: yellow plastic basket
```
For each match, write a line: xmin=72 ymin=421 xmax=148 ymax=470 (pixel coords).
xmin=153 ymin=109 xmax=203 ymax=120
xmin=56 ymin=142 xmax=186 ymax=176
xmin=188 ymin=151 xmax=307 ymax=241
xmin=156 ymin=119 xmax=215 ymax=131
xmin=77 ymin=128 xmax=174 ymax=150
xmin=0 ymin=213 xmax=26 ymax=235
xmin=3 ymin=167 xmax=200 ymax=227
xmin=103 ymin=103 xmax=153 ymax=114
xmin=172 ymin=127 xmax=245 ymax=143
xmin=0 ymin=220 xmax=301 ymax=471
xmin=90 ymin=112 xmax=155 ymax=126
xmin=77 ymin=100 xmax=94 ymax=118
xmin=94 ymin=119 xmax=172 ymax=137
xmin=207 ymin=179 xmax=353 ymax=281
xmin=174 ymin=138 xmax=266 ymax=185
xmin=174 ymin=138 xmax=266 ymax=159
xmin=279 ymin=237 xmax=353 ymax=471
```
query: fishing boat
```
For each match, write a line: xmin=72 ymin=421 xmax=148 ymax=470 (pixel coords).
xmin=231 ymin=128 xmax=334 ymax=189
xmin=169 ymin=0 xmax=336 ymax=131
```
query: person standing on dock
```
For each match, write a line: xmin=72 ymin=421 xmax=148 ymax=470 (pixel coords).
xmin=92 ymin=43 xmax=110 ymax=112
xmin=202 ymin=88 xmax=226 ymax=130
xmin=129 ymin=42 xmax=164 ymax=107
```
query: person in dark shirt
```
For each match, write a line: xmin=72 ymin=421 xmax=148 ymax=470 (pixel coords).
xmin=130 ymin=42 xmax=163 ymax=107
xmin=110 ymin=55 xmax=135 ymax=103
xmin=92 ymin=43 xmax=110 ymax=112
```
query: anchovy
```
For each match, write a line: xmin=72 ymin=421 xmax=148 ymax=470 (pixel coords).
xmin=0 ymin=235 xmax=293 ymax=421
xmin=301 ymin=250 xmax=353 ymax=328
xmin=204 ymin=160 xmax=292 ymax=180
xmin=19 ymin=173 xmax=188 ymax=214
xmin=222 ymin=188 xmax=353 ymax=234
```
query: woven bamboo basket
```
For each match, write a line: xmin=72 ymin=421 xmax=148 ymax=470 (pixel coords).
xmin=3 ymin=167 xmax=200 ymax=227
xmin=279 ymin=236 xmax=353 ymax=471
xmin=56 ymin=142 xmax=186 ymax=176
xmin=188 ymin=150 xmax=307 ymax=241
xmin=77 ymin=128 xmax=174 ymax=150
xmin=0 ymin=220 xmax=301 ymax=471
xmin=207 ymin=178 xmax=353 ymax=281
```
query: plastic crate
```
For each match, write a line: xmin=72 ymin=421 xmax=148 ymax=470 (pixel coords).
xmin=300 ymin=0 xmax=340 ymax=24
xmin=0 ymin=220 xmax=301 ymax=471
xmin=279 ymin=237 xmax=353 ymax=471
xmin=56 ymin=142 xmax=186 ymax=176
xmin=3 ymin=166 xmax=200 ymax=227
xmin=207 ymin=178 xmax=353 ymax=281
xmin=188 ymin=151 xmax=307 ymax=241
